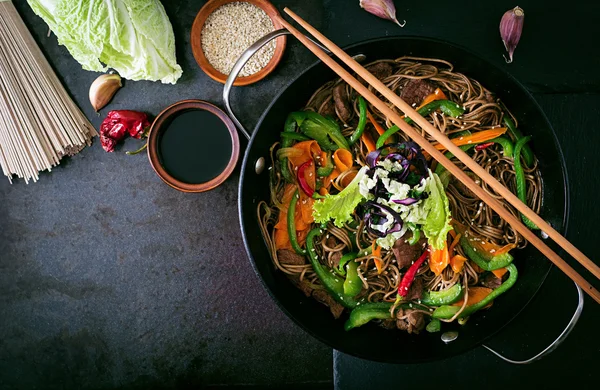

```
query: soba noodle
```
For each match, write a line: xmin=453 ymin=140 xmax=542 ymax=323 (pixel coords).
xmin=258 ymin=57 xmax=542 ymax=333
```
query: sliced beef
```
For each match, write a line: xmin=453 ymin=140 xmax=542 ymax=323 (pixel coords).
xmin=277 ymin=249 xmax=306 ymax=266
xmin=380 ymin=319 xmax=396 ymax=329
xmin=332 ymin=83 xmax=352 ymax=123
xmin=320 ymin=98 xmax=336 ymax=119
xmin=326 ymin=236 xmax=338 ymax=248
xmin=366 ymin=62 xmax=393 ymax=81
xmin=400 ymin=79 xmax=435 ymax=107
xmin=288 ymin=275 xmax=314 ymax=297
xmin=331 ymin=251 xmax=342 ymax=268
xmin=392 ymin=233 xmax=428 ymax=270
xmin=396 ymin=308 xmax=426 ymax=334
xmin=406 ymin=277 xmax=424 ymax=301
xmin=481 ymin=272 xmax=503 ymax=289
xmin=312 ymin=289 xmax=345 ymax=319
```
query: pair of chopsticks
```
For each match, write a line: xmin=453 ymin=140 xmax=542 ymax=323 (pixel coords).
xmin=274 ymin=9 xmax=600 ymax=304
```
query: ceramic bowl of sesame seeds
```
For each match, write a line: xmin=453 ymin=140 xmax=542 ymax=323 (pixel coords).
xmin=191 ymin=0 xmax=287 ymax=86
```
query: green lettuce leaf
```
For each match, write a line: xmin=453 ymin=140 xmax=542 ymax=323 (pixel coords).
xmin=313 ymin=166 xmax=368 ymax=227
xmin=422 ymin=171 xmax=453 ymax=250
xmin=27 ymin=0 xmax=182 ymax=84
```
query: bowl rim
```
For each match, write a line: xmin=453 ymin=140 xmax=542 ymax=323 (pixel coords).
xmin=190 ymin=0 xmax=287 ymax=86
xmin=147 ymin=99 xmax=240 ymax=193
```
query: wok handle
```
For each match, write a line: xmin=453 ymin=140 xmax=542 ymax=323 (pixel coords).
xmin=223 ymin=29 xmax=331 ymax=140
xmin=482 ymin=280 xmax=584 ymax=364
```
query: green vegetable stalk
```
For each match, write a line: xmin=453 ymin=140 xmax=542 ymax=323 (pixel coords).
xmin=503 ymin=116 xmax=534 ymax=166
xmin=28 ymin=0 xmax=182 ymax=84
xmin=348 ymin=96 xmax=368 ymax=145
xmin=514 ymin=137 xmax=539 ymax=230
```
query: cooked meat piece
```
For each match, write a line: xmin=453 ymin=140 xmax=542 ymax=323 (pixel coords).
xmin=333 ymin=83 xmax=352 ymax=123
xmin=326 ymin=236 xmax=338 ymax=248
xmin=392 ymin=233 xmax=428 ymax=270
xmin=312 ymin=289 xmax=345 ymax=319
xmin=288 ymin=275 xmax=314 ymax=297
xmin=396 ymin=308 xmax=426 ymax=334
xmin=331 ymin=251 xmax=342 ymax=268
xmin=380 ymin=319 xmax=396 ymax=329
xmin=366 ymin=62 xmax=393 ymax=81
xmin=277 ymin=249 xmax=306 ymax=266
xmin=481 ymin=272 xmax=503 ymax=289
xmin=406 ymin=277 xmax=424 ymax=301
xmin=320 ymin=98 xmax=336 ymax=118
xmin=400 ymin=79 xmax=435 ymax=107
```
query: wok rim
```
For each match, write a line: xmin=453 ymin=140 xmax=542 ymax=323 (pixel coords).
xmin=237 ymin=35 xmax=570 ymax=363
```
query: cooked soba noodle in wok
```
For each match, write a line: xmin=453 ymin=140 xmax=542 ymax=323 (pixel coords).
xmin=258 ymin=57 xmax=542 ymax=334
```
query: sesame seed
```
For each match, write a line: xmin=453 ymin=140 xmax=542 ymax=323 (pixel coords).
xmin=201 ymin=2 xmax=276 ymax=76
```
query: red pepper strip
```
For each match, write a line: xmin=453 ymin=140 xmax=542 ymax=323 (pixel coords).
xmin=475 ymin=142 xmax=495 ymax=151
xmin=297 ymin=161 xmax=314 ymax=197
xmin=398 ymin=250 xmax=429 ymax=298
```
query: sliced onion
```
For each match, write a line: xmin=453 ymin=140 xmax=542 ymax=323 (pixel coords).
xmin=277 ymin=147 xmax=304 ymax=159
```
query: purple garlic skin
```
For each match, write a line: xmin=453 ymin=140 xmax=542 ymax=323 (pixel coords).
xmin=359 ymin=0 xmax=406 ymax=27
xmin=500 ymin=6 xmax=525 ymax=63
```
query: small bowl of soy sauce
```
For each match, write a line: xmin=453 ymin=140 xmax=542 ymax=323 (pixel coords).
xmin=147 ymin=100 xmax=240 ymax=192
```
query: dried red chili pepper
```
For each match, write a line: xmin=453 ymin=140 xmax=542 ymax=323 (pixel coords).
xmin=398 ymin=249 xmax=429 ymax=298
xmin=100 ymin=110 xmax=150 ymax=152
xmin=475 ymin=142 xmax=495 ymax=151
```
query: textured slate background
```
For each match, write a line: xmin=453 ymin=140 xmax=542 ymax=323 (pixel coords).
xmin=1 ymin=0 xmax=599 ymax=389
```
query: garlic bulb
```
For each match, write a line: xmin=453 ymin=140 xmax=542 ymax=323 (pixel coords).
xmin=89 ymin=73 xmax=122 ymax=112
xmin=359 ymin=0 xmax=406 ymax=27
xmin=500 ymin=6 xmax=525 ymax=63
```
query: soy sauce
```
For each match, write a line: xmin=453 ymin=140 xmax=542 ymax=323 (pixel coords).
xmin=158 ymin=110 xmax=232 ymax=184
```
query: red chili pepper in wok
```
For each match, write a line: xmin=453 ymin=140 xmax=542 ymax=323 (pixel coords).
xmin=475 ymin=142 xmax=495 ymax=151
xmin=297 ymin=160 xmax=315 ymax=197
xmin=398 ymin=249 xmax=429 ymax=298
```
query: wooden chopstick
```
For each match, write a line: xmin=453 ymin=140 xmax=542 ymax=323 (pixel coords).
xmin=275 ymin=10 xmax=600 ymax=304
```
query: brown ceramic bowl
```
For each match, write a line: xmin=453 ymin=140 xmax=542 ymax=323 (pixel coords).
xmin=147 ymin=100 xmax=240 ymax=193
xmin=191 ymin=0 xmax=287 ymax=86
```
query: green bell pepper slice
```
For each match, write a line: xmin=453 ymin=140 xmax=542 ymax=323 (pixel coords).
xmin=514 ymin=136 xmax=539 ymax=230
xmin=306 ymin=228 xmax=359 ymax=308
xmin=432 ymin=264 xmax=518 ymax=319
xmin=460 ymin=234 xmax=514 ymax=271
xmin=421 ymin=284 xmax=464 ymax=306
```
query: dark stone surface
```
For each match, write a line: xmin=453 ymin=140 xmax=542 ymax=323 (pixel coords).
xmin=1 ymin=0 xmax=600 ymax=389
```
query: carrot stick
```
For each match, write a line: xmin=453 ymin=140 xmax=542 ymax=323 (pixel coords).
xmin=367 ymin=110 xmax=386 ymax=136
xmin=361 ymin=131 xmax=376 ymax=152
xmin=372 ymin=242 xmax=383 ymax=274
xmin=433 ymin=128 xmax=508 ymax=151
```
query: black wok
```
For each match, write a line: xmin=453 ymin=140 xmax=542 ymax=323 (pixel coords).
xmin=236 ymin=37 xmax=569 ymax=363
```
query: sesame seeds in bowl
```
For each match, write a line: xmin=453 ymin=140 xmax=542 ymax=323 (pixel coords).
xmin=191 ymin=0 xmax=287 ymax=86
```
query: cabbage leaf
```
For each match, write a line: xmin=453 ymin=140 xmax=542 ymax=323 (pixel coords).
xmin=422 ymin=170 xmax=453 ymax=250
xmin=313 ymin=167 xmax=368 ymax=228
xmin=27 ymin=0 xmax=182 ymax=84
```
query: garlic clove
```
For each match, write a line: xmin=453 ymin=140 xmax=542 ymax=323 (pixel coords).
xmin=359 ymin=0 xmax=406 ymax=27
xmin=89 ymin=73 xmax=122 ymax=112
xmin=499 ymin=6 xmax=525 ymax=64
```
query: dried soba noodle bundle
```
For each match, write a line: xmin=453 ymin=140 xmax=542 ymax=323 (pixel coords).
xmin=0 ymin=1 xmax=96 ymax=183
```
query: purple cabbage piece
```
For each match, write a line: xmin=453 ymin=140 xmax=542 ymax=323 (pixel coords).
xmin=363 ymin=201 xmax=403 ymax=236
xmin=393 ymin=197 xmax=419 ymax=206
